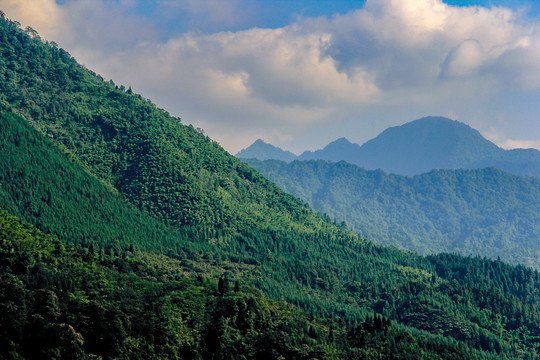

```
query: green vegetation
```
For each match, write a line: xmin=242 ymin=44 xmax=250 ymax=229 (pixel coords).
xmin=3 ymin=209 xmax=518 ymax=359
xmin=245 ymin=159 xmax=540 ymax=268
xmin=0 ymin=13 xmax=326 ymax=237
xmin=0 ymin=103 xmax=181 ymax=251
xmin=1 ymin=14 xmax=540 ymax=358
xmin=0 ymin=208 xmax=330 ymax=359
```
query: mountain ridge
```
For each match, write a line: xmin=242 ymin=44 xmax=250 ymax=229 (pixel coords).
xmin=236 ymin=138 xmax=297 ymax=162
xmin=298 ymin=137 xmax=362 ymax=164
xmin=240 ymin=116 xmax=540 ymax=177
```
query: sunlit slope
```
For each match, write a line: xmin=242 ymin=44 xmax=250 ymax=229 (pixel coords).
xmin=0 ymin=16 xmax=329 ymax=236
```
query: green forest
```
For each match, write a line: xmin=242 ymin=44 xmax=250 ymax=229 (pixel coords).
xmin=244 ymin=159 xmax=540 ymax=269
xmin=1 ymin=13 xmax=540 ymax=359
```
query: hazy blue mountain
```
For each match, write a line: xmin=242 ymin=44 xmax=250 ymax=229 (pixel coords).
xmin=298 ymin=137 xmax=361 ymax=163
xmin=236 ymin=139 xmax=297 ymax=162
xmin=249 ymin=117 xmax=540 ymax=177
xmin=470 ymin=148 xmax=540 ymax=178
xmin=245 ymin=158 xmax=540 ymax=268
xmin=354 ymin=117 xmax=505 ymax=175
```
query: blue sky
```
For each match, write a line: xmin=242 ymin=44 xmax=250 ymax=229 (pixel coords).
xmin=71 ymin=1 xmax=540 ymax=35
xmin=3 ymin=0 xmax=540 ymax=153
xmin=99 ymin=1 xmax=540 ymax=34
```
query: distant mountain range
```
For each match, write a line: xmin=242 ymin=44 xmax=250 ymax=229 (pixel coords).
xmin=238 ymin=117 xmax=540 ymax=177
xmin=245 ymin=159 xmax=540 ymax=268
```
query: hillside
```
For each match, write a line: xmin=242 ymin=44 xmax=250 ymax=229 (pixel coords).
xmin=245 ymin=117 xmax=540 ymax=177
xmin=245 ymin=159 xmax=540 ymax=268
xmin=0 ymin=206 xmax=341 ymax=359
xmin=1 ymin=14 xmax=540 ymax=358
xmin=4 ymin=206 xmax=520 ymax=359
xmin=5 ymin=97 xmax=533 ymax=358
xmin=0 ymin=103 xmax=180 ymax=251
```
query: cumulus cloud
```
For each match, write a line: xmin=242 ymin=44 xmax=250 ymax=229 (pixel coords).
xmin=482 ymin=125 xmax=540 ymax=150
xmin=2 ymin=0 xmax=540 ymax=151
xmin=0 ymin=0 xmax=68 ymax=39
xmin=501 ymin=139 xmax=540 ymax=149
xmin=440 ymin=39 xmax=485 ymax=78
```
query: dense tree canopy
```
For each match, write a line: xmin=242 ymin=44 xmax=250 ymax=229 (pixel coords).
xmin=245 ymin=158 xmax=540 ymax=268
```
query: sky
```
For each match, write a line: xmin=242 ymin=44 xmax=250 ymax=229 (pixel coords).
xmin=2 ymin=0 xmax=540 ymax=154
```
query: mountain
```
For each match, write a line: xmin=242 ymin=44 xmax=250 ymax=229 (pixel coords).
xmin=236 ymin=139 xmax=297 ymax=162
xmin=0 ymin=202 xmax=350 ymax=359
xmin=355 ymin=117 xmax=504 ymax=175
xmin=2 ymin=102 xmax=514 ymax=359
xmin=245 ymin=158 xmax=540 ymax=268
xmin=471 ymin=147 xmax=540 ymax=178
xmin=354 ymin=116 xmax=540 ymax=176
xmin=250 ymin=117 xmax=540 ymax=177
xmin=298 ymin=137 xmax=362 ymax=163
xmin=2 ymin=14 xmax=540 ymax=359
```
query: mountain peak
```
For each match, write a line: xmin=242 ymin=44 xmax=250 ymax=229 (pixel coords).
xmin=333 ymin=137 xmax=353 ymax=144
xmin=289 ymin=116 xmax=540 ymax=177
xmin=298 ymin=137 xmax=361 ymax=163
xmin=326 ymin=137 xmax=356 ymax=149
xmin=236 ymin=139 xmax=296 ymax=162
xmin=356 ymin=116 xmax=503 ymax=175
xmin=397 ymin=116 xmax=479 ymax=135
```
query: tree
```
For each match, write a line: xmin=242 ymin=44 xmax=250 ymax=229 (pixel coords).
xmin=218 ymin=277 xmax=228 ymax=295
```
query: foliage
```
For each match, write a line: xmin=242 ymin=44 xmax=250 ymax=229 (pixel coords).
xmin=245 ymin=158 xmax=540 ymax=268
xmin=4 ymin=210 xmax=518 ymax=359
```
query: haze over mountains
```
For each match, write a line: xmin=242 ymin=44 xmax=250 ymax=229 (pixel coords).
xmin=238 ymin=116 xmax=540 ymax=178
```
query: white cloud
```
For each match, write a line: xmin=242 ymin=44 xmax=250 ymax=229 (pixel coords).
xmin=0 ymin=0 xmax=68 ymax=39
xmin=480 ymin=123 xmax=540 ymax=150
xmin=2 ymin=0 xmax=540 ymax=152
xmin=500 ymin=139 xmax=540 ymax=150
xmin=440 ymin=39 xmax=485 ymax=78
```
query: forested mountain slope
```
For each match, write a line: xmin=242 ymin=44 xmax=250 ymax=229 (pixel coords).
xmin=0 ymin=103 xmax=181 ymax=251
xmin=4 ymin=207 xmax=520 ymax=359
xmin=245 ymin=159 xmax=540 ymax=268
xmin=1 ymin=14 xmax=540 ymax=358
xmin=0 ymin=17 xmax=321 ymax=235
